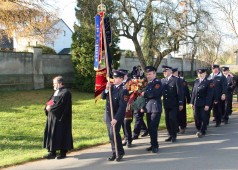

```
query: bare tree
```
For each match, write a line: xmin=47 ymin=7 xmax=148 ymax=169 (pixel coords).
xmin=0 ymin=0 xmax=58 ymax=39
xmin=112 ymin=0 xmax=210 ymax=70
xmin=197 ymin=30 xmax=223 ymax=66
xmin=210 ymin=0 xmax=238 ymax=38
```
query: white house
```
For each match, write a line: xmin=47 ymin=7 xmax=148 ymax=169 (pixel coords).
xmin=13 ymin=19 xmax=73 ymax=54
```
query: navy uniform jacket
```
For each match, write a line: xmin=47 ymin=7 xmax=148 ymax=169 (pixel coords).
xmin=144 ymin=78 xmax=163 ymax=113
xmin=102 ymin=84 xmax=129 ymax=123
xmin=179 ymin=77 xmax=191 ymax=103
xmin=226 ymin=74 xmax=235 ymax=94
xmin=208 ymin=72 xmax=227 ymax=100
xmin=161 ymin=75 xmax=184 ymax=108
xmin=190 ymin=78 xmax=214 ymax=107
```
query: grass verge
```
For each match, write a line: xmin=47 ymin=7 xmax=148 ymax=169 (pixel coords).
xmin=0 ymin=89 xmax=194 ymax=168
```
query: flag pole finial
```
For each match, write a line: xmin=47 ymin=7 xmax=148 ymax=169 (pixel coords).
xmin=97 ymin=2 xmax=106 ymax=13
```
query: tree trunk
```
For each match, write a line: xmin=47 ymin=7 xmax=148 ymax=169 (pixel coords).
xmin=142 ymin=1 xmax=154 ymax=66
xmin=190 ymin=44 xmax=197 ymax=77
xmin=132 ymin=38 xmax=146 ymax=70
xmin=154 ymin=53 xmax=163 ymax=69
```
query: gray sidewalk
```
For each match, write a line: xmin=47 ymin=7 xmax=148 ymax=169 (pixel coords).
xmin=5 ymin=112 xmax=238 ymax=170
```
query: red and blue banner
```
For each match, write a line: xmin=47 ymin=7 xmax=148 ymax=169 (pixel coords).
xmin=94 ymin=12 xmax=113 ymax=101
xmin=94 ymin=14 xmax=101 ymax=70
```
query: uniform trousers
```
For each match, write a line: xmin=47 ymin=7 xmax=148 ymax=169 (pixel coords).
xmin=194 ymin=106 xmax=208 ymax=133
xmin=164 ymin=107 xmax=178 ymax=138
xmin=213 ymin=99 xmax=223 ymax=125
xmin=222 ymin=93 xmax=232 ymax=121
xmin=123 ymin=119 xmax=132 ymax=143
xmin=106 ymin=120 xmax=124 ymax=156
xmin=133 ymin=112 xmax=148 ymax=137
xmin=178 ymin=102 xmax=187 ymax=129
xmin=146 ymin=112 xmax=161 ymax=148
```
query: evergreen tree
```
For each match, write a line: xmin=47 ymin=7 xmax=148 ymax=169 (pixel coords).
xmin=71 ymin=0 xmax=121 ymax=92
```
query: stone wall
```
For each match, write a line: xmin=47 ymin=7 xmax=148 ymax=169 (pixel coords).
xmin=0 ymin=47 xmax=74 ymax=91
xmin=119 ymin=55 xmax=209 ymax=74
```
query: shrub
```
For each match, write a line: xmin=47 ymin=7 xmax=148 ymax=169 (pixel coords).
xmin=35 ymin=44 xmax=56 ymax=54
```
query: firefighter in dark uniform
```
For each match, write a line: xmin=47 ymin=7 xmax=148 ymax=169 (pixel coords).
xmin=172 ymin=68 xmax=191 ymax=134
xmin=141 ymin=66 xmax=163 ymax=153
xmin=118 ymin=69 xmax=133 ymax=148
xmin=190 ymin=68 xmax=214 ymax=137
xmin=101 ymin=70 xmax=129 ymax=162
xmin=208 ymin=64 xmax=227 ymax=127
xmin=221 ymin=66 xmax=235 ymax=124
xmin=161 ymin=65 xmax=184 ymax=143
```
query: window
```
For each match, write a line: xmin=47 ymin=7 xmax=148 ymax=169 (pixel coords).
xmin=63 ymin=30 xmax=66 ymax=36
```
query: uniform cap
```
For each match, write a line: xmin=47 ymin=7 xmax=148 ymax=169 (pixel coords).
xmin=145 ymin=66 xmax=156 ymax=73
xmin=162 ymin=65 xmax=172 ymax=72
xmin=212 ymin=64 xmax=219 ymax=69
xmin=113 ymin=70 xmax=126 ymax=78
xmin=118 ymin=69 xmax=129 ymax=74
xmin=172 ymin=68 xmax=178 ymax=73
xmin=197 ymin=68 xmax=207 ymax=74
xmin=221 ymin=66 xmax=229 ymax=71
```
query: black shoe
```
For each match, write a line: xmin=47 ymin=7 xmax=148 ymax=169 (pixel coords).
xmin=201 ymin=131 xmax=206 ymax=135
xmin=56 ymin=154 xmax=66 ymax=159
xmin=224 ymin=120 xmax=228 ymax=124
xmin=132 ymin=136 xmax=139 ymax=140
xmin=146 ymin=146 xmax=152 ymax=151
xmin=141 ymin=131 xmax=149 ymax=137
xmin=42 ymin=152 xmax=56 ymax=159
xmin=165 ymin=136 xmax=172 ymax=142
xmin=127 ymin=142 xmax=132 ymax=148
xmin=116 ymin=154 xmax=124 ymax=162
xmin=171 ymin=137 xmax=177 ymax=143
xmin=152 ymin=148 xmax=159 ymax=153
xmin=196 ymin=131 xmax=202 ymax=138
xmin=107 ymin=155 xmax=116 ymax=161
xmin=215 ymin=123 xmax=221 ymax=127
xmin=122 ymin=141 xmax=127 ymax=146
xmin=179 ymin=128 xmax=185 ymax=134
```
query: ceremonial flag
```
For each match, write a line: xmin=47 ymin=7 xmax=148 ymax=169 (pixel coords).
xmin=94 ymin=11 xmax=113 ymax=101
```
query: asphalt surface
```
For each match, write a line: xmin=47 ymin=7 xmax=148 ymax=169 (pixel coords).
xmin=4 ymin=112 xmax=238 ymax=170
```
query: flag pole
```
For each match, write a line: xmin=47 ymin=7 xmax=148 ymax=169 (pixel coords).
xmin=100 ymin=5 xmax=119 ymax=159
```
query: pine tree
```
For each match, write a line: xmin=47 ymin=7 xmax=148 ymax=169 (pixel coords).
xmin=71 ymin=0 xmax=121 ymax=92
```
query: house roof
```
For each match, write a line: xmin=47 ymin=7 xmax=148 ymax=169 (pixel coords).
xmin=58 ymin=48 xmax=71 ymax=55
xmin=50 ymin=19 xmax=74 ymax=33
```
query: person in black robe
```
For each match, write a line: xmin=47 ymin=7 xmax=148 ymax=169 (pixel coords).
xmin=43 ymin=76 xmax=73 ymax=159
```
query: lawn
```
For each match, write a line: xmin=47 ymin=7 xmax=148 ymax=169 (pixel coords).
xmin=0 ymin=90 xmax=194 ymax=168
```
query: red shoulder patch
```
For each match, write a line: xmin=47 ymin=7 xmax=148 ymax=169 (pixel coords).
xmin=124 ymin=95 xmax=129 ymax=102
xmin=155 ymin=84 xmax=160 ymax=89
xmin=209 ymin=83 xmax=214 ymax=88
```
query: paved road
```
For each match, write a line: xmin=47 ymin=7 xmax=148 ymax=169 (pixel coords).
xmin=5 ymin=113 xmax=238 ymax=170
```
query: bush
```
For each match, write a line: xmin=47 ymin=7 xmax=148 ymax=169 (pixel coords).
xmin=35 ymin=44 xmax=56 ymax=54
xmin=73 ymin=74 xmax=95 ymax=93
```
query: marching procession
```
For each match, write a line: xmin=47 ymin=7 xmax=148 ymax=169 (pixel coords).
xmin=102 ymin=64 xmax=236 ymax=162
